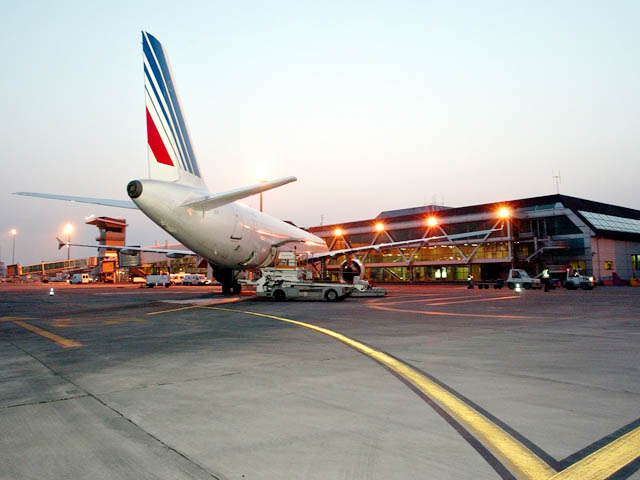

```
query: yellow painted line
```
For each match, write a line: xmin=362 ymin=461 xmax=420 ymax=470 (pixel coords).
xmin=549 ymin=426 xmax=640 ymax=480
xmin=428 ymin=296 xmax=520 ymax=306
xmin=371 ymin=295 xmax=468 ymax=306
xmin=12 ymin=321 xmax=83 ymax=348
xmin=147 ymin=297 xmax=242 ymax=316
xmin=368 ymin=302 xmax=537 ymax=319
xmin=202 ymin=306 xmax=555 ymax=480
xmin=0 ymin=316 xmax=34 ymax=322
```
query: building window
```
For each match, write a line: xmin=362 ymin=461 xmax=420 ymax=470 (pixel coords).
xmin=632 ymin=255 xmax=640 ymax=270
xmin=604 ymin=261 xmax=613 ymax=270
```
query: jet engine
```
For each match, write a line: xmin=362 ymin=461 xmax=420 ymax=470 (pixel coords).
xmin=340 ymin=258 xmax=365 ymax=284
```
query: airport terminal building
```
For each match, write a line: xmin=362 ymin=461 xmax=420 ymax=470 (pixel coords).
xmin=307 ymin=194 xmax=640 ymax=284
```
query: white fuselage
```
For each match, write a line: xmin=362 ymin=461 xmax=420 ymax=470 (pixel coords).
xmin=131 ymin=179 xmax=328 ymax=269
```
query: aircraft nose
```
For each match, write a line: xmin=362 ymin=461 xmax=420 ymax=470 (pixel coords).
xmin=127 ymin=180 xmax=143 ymax=199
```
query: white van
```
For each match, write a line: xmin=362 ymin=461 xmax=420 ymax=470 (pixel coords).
xmin=182 ymin=274 xmax=210 ymax=286
xmin=170 ymin=272 xmax=186 ymax=285
xmin=69 ymin=273 xmax=90 ymax=284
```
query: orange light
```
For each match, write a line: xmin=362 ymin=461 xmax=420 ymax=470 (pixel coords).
xmin=334 ymin=228 xmax=343 ymax=236
xmin=10 ymin=228 xmax=17 ymax=236
xmin=426 ymin=217 xmax=438 ymax=227
xmin=64 ymin=223 xmax=73 ymax=235
xmin=498 ymin=207 xmax=510 ymax=219
xmin=375 ymin=222 xmax=384 ymax=232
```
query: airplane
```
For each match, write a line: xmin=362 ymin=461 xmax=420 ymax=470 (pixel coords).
xmin=15 ymin=32 xmax=502 ymax=294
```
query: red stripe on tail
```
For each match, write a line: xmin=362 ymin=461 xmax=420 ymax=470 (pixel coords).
xmin=146 ymin=108 xmax=174 ymax=166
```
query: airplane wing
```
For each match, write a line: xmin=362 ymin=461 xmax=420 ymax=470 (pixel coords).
xmin=57 ymin=238 xmax=194 ymax=258
xmin=14 ymin=192 xmax=138 ymax=209
xmin=302 ymin=227 xmax=502 ymax=261
xmin=181 ymin=176 xmax=297 ymax=211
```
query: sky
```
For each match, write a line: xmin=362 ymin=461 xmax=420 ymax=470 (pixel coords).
xmin=1 ymin=1 xmax=639 ymax=265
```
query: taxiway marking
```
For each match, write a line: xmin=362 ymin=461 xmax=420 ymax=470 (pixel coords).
xmin=146 ymin=297 xmax=242 ymax=316
xmin=368 ymin=302 xmax=537 ymax=319
xmin=191 ymin=305 xmax=638 ymax=480
xmin=12 ymin=320 xmax=83 ymax=348
xmin=427 ymin=296 xmax=520 ymax=306
xmin=371 ymin=295 xmax=469 ymax=306
xmin=549 ymin=426 xmax=640 ymax=480
xmin=201 ymin=306 xmax=554 ymax=480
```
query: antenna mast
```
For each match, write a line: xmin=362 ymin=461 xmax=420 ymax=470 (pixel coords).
xmin=552 ymin=169 xmax=561 ymax=194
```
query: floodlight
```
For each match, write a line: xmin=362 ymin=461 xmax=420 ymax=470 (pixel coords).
xmin=426 ymin=217 xmax=438 ymax=227
xmin=498 ymin=207 xmax=511 ymax=219
xmin=334 ymin=228 xmax=343 ymax=236
xmin=375 ymin=222 xmax=384 ymax=232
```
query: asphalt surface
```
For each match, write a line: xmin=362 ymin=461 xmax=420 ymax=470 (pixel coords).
xmin=1 ymin=282 xmax=639 ymax=480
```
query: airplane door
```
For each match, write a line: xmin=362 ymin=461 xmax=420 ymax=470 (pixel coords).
xmin=230 ymin=212 xmax=243 ymax=240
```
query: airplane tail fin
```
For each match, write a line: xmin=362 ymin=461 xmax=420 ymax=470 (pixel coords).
xmin=142 ymin=32 xmax=206 ymax=190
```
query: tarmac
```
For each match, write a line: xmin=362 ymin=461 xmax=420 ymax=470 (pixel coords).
xmin=1 ymin=282 xmax=639 ymax=480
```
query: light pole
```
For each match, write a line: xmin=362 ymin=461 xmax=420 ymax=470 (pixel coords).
xmin=10 ymin=229 xmax=17 ymax=264
xmin=64 ymin=223 xmax=73 ymax=261
xmin=256 ymin=164 xmax=268 ymax=213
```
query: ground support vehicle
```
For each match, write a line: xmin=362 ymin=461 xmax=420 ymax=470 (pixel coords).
xmin=469 ymin=279 xmax=504 ymax=290
xmin=248 ymin=267 xmax=354 ymax=301
xmin=146 ymin=274 xmax=170 ymax=288
xmin=563 ymin=269 xmax=596 ymax=290
xmin=350 ymin=277 xmax=387 ymax=297
xmin=506 ymin=269 xmax=542 ymax=290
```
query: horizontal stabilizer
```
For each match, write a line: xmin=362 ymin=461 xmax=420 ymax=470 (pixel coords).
xmin=55 ymin=238 xmax=194 ymax=256
xmin=14 ymin=192 xmax=138 ymax=210
xmin=181 ymin=176 xmax=297 ymax=211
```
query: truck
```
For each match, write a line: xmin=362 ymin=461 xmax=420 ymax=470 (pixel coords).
xmin=563 ymin=269 xmax=596 ymax=290
xmin=506 ymin=269 xmax=542 ymax=290
xmin=251 ymin=267 xmax=355 ymax=301
xmin=146 ymin=274 xmax=170 ymax=288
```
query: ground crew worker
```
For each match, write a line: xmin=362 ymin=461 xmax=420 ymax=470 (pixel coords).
xmin=467 ymin=272 xmax=474 ymax=289
xmin=542 ymin=268 xmax=550 ymax=292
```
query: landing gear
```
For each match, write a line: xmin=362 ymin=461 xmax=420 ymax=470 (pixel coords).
xmin=213 ymin=268 xmax=241 ymax=295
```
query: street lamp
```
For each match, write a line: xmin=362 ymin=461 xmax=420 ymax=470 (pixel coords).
xmin=497 ymin=207 xmax=511 ymax=219
xmin=10 ymin=229 xmax=17 ymax=264
xmin=64 ymin=223 xmax=73 ymax=261
xmin=256 ymin=164 xmax=268 ymax=212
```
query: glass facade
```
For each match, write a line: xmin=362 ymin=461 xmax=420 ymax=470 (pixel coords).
xmin=579 ymin=211 xmax=640 ymax=234
xmin=313 ymin=201 xmax=640 ymax=282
